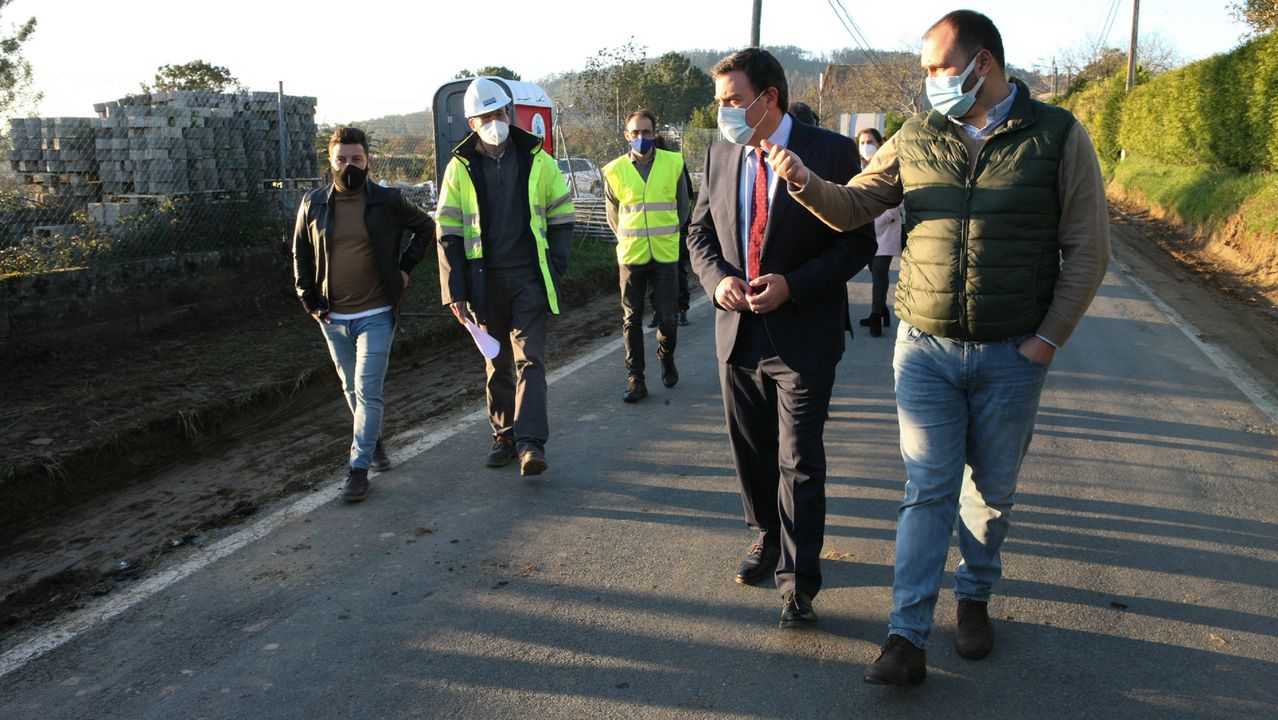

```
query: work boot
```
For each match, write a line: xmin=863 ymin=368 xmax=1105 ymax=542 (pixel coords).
xmin=660 ymin=355 xmax=678 ymax=388
xmin=678 ymin=310 xmax=689 ymax=326
xmin=340 ymin=467 xmax=369 ymax=503
xmin=623 ymin=375 xmax=648 ymax=403
xmin=370 ymin=439 xmax=391 ymax=472
xmin=519 ymin=448 xmax=548 ymax=476
xmin=486 ymin=435 xmax=516 ymax=467
xmin=863 ymin=635 xmax=927 ymax=686
xmin=955 ymin=600 xmax=994 ymax=659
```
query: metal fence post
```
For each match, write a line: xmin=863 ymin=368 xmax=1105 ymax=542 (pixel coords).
xmin=277 ymin=81 xmax=288 ymax=222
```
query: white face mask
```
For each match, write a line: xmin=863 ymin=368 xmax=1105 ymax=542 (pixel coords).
xmin=717 ymin=92 xmax=766 ymax=145
xmin=477 ymin=119 xmax=509 ymax=146
xmin=859 ymin=142 xmax=878 ymax=161
xmin=925 ymin=54 xmax=986 ymax=117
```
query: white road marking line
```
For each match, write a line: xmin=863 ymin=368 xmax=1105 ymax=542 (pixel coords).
xmin=0 ymin=295 xmax=708 ymax=680
xmin=1114 ymin=256 xmax=1278 ymax=423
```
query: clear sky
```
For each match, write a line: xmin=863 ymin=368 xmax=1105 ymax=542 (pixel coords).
xmin=8 ymin=0 xmax=1251 ymax=124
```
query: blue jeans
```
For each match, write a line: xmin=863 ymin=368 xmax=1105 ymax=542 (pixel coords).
xmin=319 ymin=311 xmax=395 ymax=470
xmin=888 ymin=321 xmax=1050 ymax=648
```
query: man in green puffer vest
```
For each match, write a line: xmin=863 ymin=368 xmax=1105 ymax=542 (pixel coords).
xmin=603 ymin=108 xmax=691 ymax=403
xmin=764 ymin=10 xmax=1110 ymax=685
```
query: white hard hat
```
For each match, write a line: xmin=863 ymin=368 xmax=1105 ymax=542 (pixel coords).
xmin=463 ymin=78 xmax=512 ymax=118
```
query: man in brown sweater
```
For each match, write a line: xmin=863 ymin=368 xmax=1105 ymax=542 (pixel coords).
xmin=764 ymin=10 xmax=1110 ymax=685
xmin=292 ymin=127 xmax=435 ymax=502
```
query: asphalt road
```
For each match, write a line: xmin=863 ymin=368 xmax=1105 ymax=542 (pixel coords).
xmin=2 ymin=258 xmax=1275 ymax=719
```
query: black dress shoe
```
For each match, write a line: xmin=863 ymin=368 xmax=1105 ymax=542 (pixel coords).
xmin=660 ymin=356 xmax=678 ymax=388
xmin=955 ymin=599 xmax=994 ymax=659
xmin=340 ymin=467 xmax=369 ymax=503
xmin=780 ymin=591 xmax=817 ymax=628
xmin=623 ymin=375 xmax=648 ymax=403
xmin=735 ymin=543 xmax=780 ymax=585
xmin=864 ymin=635 xmax=927 ymax=686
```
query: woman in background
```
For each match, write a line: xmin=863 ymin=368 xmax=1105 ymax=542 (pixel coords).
xmin=855 ymin=127 xmax=903 ymax=337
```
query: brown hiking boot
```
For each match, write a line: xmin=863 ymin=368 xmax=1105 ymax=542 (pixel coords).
xmin=955 ymin=599 xmax=994 ymax=659
xmin=863 ymin=635 xmax=927 ymax=686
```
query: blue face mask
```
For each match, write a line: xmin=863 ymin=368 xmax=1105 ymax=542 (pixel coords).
xmin=628 ymin=136 xmax=654 ymax=154
xmin=717 ymin=91 xmax=766 ymax=145
xmin=925 ymin=54 xmax=986 ymax=117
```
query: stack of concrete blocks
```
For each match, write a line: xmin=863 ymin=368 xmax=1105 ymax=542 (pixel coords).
xmin=92 ymin=91 xmax=319 ymax=196
xmin=5 ymin=117 xmax=100 ymax=205
xmin=6 ymin=91 xmax=319 ymax=210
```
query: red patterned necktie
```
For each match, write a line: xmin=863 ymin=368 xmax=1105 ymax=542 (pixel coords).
xmin=748 ymin=146 xmax=768 ymax=280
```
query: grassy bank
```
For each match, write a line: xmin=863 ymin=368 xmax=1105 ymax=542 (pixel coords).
xmin=1110 ymin=156 xmax=1278 ymax=235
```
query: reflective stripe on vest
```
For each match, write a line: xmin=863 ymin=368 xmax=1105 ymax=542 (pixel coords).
xmin=436 ymin=141 xmax=574 ymax=313
xmin=602 ymin=149 xmax=683 ymax=265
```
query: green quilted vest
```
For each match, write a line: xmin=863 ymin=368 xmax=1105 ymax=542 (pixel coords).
xmin=895 ymin=80 xmax=1076 ymax=341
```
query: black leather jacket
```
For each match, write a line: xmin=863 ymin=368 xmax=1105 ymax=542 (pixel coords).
xmin=292 ymin=180 xmax=435 ymax=317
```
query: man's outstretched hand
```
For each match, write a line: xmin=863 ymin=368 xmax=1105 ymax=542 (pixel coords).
xmin=760 ymin=139 xmax=810 ymax=189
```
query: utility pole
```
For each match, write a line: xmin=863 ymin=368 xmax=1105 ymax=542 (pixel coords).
xmin=1052 ymin=57 xmax=1058 ymax=96
xmin=751 ymin=0 xmax=761 ymax=47
xmin=1126 ymin=0 xmax=1140 ymax=92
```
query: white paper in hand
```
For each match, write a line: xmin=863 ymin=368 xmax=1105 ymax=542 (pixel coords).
xmin=464 ymin=319 xmax=501 ymax=359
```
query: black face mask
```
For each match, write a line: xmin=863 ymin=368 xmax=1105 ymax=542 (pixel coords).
xmin=334 ymin=164 xmax=367 ymax=192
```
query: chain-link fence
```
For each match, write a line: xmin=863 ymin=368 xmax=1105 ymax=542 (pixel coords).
xmin=0 ymin=80 xmax=719 ymax=278
xmin=0 ymin=89 xmax=321 ymax=276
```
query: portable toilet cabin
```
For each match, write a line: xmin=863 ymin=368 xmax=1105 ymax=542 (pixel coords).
xmin=432 ymin=77 xmax=555 ymax=186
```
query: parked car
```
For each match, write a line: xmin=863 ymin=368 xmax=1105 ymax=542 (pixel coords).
xmin=556 ymin=157 xmax=602 ymax=196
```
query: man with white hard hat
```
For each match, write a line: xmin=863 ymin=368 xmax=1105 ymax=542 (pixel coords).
xmin=436 ymin=77 xmax=575 ymax=476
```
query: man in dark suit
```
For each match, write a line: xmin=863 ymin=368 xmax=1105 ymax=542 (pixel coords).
xmin=687 ymin=48 xmax=877 ymax=627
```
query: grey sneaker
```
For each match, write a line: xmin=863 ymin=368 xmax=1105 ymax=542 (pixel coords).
xmin=370 ymin=439 xmax=391 ymax=472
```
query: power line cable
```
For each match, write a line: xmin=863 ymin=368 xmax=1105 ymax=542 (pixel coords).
xmin=1098 ymin=0 xmax=1122 ymax=48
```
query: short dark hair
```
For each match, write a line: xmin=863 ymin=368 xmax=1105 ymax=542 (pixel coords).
xmin=626 ymin=108 xmax=658 ymax=131
xmin=789 ymin=101 xmax=818 ymax=126
xmin=711 ymin=48 xmax=789 ymax=112
xmin=328 ymin=127 xmax=369 ymax=154
xmin=856 ymin=127 xmax=883 ymax=144
xmin=926 ymin=10 xmax=1005 ymax=70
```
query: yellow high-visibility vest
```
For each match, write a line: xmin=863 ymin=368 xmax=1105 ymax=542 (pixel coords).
xmin=435 ymin=135 xmax=574 ymax=313
xmin=602 ymin=148 xmax=683 ymax=265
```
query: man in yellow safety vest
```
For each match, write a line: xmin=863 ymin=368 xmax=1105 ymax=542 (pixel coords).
xmin=436 ymin=77 xmax=574 ymax=476
xmin=602 ymin=108 xmax=691 ymax=403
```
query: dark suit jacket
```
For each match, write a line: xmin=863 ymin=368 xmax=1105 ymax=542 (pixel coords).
xmin=687 ymin=117 xmax=876 ymax=375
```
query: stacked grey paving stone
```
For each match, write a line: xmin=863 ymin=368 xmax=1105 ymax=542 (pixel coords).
xmin=7 ymin=90 xmax=318 ymax=207
xmin=6 ymin=117 xmax=99 ymax=205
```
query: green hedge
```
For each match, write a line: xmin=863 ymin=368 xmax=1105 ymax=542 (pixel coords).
xmin=1063 ymin=32 xmax=1278 ymax=173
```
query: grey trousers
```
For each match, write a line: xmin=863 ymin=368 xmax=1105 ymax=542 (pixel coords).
xmin=620 ymin=261 xmax=677 ymax=378
xmin=482 ymin=272 xmax=549 ymax=453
